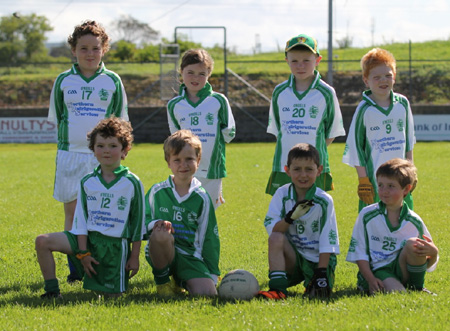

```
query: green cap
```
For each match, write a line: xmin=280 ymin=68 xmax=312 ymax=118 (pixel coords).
xmin=285 ymin=34 xmax=320 ymax=56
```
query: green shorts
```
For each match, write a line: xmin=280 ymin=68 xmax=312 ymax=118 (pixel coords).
xmin=287 ymin=241 xmax=337 ymax=289
xmin=145 ymin=246 xmax=213 ymax=286
xmin=266 ymin=171 xmax=334 ymax=196
xmin=66 ymin=231 xmax=131 ymax=293
xmin=357 ymin=252 xmax=403 ymax=291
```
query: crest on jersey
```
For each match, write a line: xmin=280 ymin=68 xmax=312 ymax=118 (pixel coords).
xmin=99 ymin=88 xmax=109 ymax=101
xmin=117 ymin=196 xmax=128 ymax=211
xmin=187 ymin=211 xmax=198 ymax=223
xmin=309 ymin=105 xmax=319 ymax=118
xmin=397 ymin=119 xmax=404 ymax=132
xmin=206 ymin=113 xmax=214 ymax=125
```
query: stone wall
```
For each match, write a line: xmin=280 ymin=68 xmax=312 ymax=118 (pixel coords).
xmin=2 ymin=105 xmax=449 ymax=143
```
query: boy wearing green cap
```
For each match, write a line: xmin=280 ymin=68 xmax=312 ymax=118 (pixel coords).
xmin=266 ymin=34 xmax=345 ymax=195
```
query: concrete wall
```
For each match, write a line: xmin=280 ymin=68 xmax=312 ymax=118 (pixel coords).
xmin=2 ymin=105 xmax=449 ymax=143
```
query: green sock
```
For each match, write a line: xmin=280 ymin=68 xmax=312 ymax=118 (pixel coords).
xmin=44 ymin=278 xmax=60 ymax=293
xmin=268 ymin=270 xmax=288 ymax=294
xmin=407 ymin=262 xmax=427 ymax=290
xmin=152 ymin=266 xmax=171 ymax=285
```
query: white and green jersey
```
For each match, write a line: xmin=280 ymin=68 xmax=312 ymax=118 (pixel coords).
xmin=267 ymin=71 xmax=345 ymax=174
xmin=167 ymin=83 xmax=236 ymax=179
xmin=342 ymin=90 xmax=415 ymax=190
xmin=346 ymin=202 xmax=438 ymax=272
xmin=48 ymin=63 xmax=128 ymax=153
xmin=144 ymin=176 xmax=220 ymax=276
xmin=264 ymin=183 xmax=340 ymax=263
xmin=71 ymin=165 xmax=145 ymax=242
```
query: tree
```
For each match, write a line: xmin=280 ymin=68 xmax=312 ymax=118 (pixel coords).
xmin=336 ymin=35 xmax=353 ymax=49
xmin=0 ymin=13 xmax=52 ymax=63
xmin=110 ymin=40 xmax=136 ymax=61
xmin=110 ymin=15 xmax=159 ymax=46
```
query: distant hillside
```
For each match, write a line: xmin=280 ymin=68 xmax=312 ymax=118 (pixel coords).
xmin=1 ymin=40 xmax=449 ymax=107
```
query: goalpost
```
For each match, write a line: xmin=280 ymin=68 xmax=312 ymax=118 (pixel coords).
xmin=160 ymin=43 xmax=180 ymax=101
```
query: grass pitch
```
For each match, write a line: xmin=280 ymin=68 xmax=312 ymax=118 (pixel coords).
xmin=0 ymin=142 xmax=448 ymax=330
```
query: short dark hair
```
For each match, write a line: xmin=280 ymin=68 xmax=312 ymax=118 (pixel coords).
xmin=287 ymin=143 xmax=320 ymax=167
xmin=87 ymin=117 xmax=133 ymax=152
xmin=376 ymin=158 xmax=417 ymax=189
xmin=163 ymin=130 xmax=202 ymax=163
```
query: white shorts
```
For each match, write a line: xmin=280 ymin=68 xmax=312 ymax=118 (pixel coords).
xmin=53 ymin=150 xmax=99 ymax=203
xmin=196 ymin=177 xmax=224 ymax=210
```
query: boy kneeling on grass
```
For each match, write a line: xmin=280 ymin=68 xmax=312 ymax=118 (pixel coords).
xmin=259 ymin=143 xmax=340 ymax=300
xmin=346 ymin=158 xmax=439 ymax=295
xmin=35 ymin=117 xmax=145 ymax=298
xmin=144 ymin=130 xmax=220 ymax=297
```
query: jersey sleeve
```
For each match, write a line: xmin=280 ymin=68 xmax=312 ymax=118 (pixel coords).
xmin=71 ymin=181 xmax=89 ymax=236
xmin=342 ymin=102 xmax=366 ymax=168
xmin=325 ymin=88 xmax=346 ymax=139
xmin=196 ymin=196 xmax=220 ymax=276
xmin=128 ymin=178 xmax=146 ymax=242
xmin=346 ymin=210 xmax=369 ymax=264
xmin=48 ymin=76 xmax=64 ymax=124
xmin=318 ymin=197 xmax=340 ymax=254
xmin=111 ymin=76 xmax=129 ymax=120
xmin=217 ymin=95 xmax=236 ymax=143
xmin=404 ymin=97 xmax=416 ymax=153
xmin=267 ymin=94 xmax=279 ymax=137
xmin=167 ymin=98 xmax=181 ymax=134
xmin=144 ymin=186 xmax=160 ymax=238
xmin=263 ymin=188 xmax=286 ymax=235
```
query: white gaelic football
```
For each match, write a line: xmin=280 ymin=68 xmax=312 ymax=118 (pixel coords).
xmin=218 ymin=269 xmax=259 ymax=300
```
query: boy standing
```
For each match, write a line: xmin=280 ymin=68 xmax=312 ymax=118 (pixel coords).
xmin=346 ymin=158 xmax=438 ymax=295
xmin=48 ymin=20 xmax=128 ymax=281
xmin=259 ymin=143 xmax=340 ymax=299
xmin=144 ymin=130 xmax=220 ymax=297
xmin=35 ymin=117 xmax=145 ymax=298
xmin=266 ymin=34 xmax=345 ymax=195
xmin=342 ymin=48 xmax=415 ymax=211
xmin=167 ymin=49 xmax=236 ymax=209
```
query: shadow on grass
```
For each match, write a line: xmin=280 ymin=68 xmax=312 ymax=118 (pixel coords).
xmin=0 ymin=278 xmax=363 ymax=308
xmin=0 ymin=278 xmax=217 ymax=307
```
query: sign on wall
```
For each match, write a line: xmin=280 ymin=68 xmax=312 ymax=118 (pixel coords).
xmin=0 ymin=117 xmax=57 ymax=143
xmin=413 ymin=115 xmax=450 ymax=141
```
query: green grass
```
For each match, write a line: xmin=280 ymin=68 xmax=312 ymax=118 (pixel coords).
xmin=0 ymin=142 xmax=449 ymax=330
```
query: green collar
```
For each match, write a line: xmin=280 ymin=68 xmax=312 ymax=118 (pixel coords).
xmin=72 ymin=62 xmax=105 ymax=83
xmin=288 ymin=70 xmax=321 ymax=100
xmin=378 ymin=201 xmax=409 ymax=231
xmin=180 ymin=82 xmax=213 ymax=106
xmin=362 ymin=89 xmax=395 ymax=115
xmin=94 ymin=164 xmax=128 ymax=188
xmin=289 ymin=183 xmax=317 ymax=201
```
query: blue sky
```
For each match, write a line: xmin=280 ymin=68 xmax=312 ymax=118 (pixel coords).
xmin=2 ymin=0 xmax=449 ymax=54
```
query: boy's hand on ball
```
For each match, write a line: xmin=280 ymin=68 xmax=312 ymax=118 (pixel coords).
xmin=285 ymin=200 xmax=314 ymax=224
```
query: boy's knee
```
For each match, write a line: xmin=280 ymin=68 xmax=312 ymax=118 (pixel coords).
xmin=268 ymin=232 xmax=285 ymax=249
xmin=150 ymin=230 xmax=174 ymax=246
xmin=403 ymin=237 xmax=419 ymax=252
xmin=35 ymin=234 xmax=48 ymax=251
